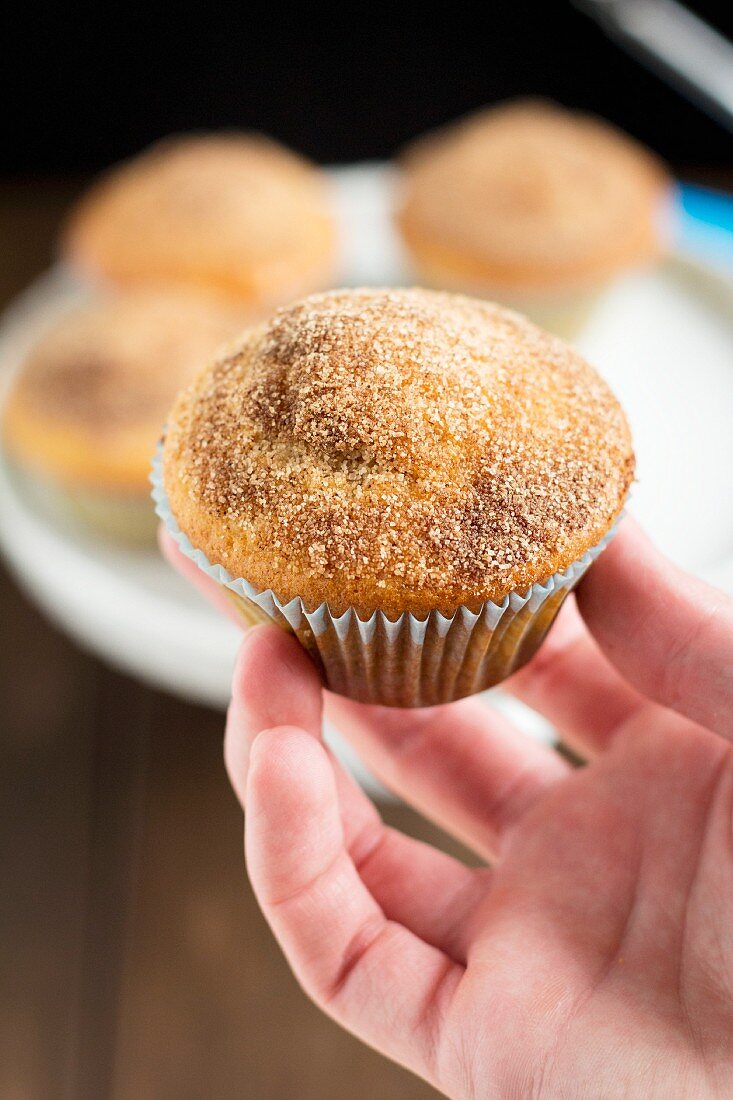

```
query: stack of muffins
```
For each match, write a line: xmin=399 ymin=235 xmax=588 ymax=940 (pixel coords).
xmin=3 ymin=133 xmax=338 ymax=542
xmin=5 ymin=101 xmax=658 ymax=703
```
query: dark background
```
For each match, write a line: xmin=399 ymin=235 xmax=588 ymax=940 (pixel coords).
xmin=4 ymin=1 xmax=733 ymax=175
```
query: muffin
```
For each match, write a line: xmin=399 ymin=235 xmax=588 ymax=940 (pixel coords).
xmin=4 ymin=289 xmax=244 ymax=543
xmin=397 ymin=100 xmax=669 ymax=337
xmin=63 ymin=133 xmax=337 ymax=309
xmin=157 ymin=287 xmax=634 ymax=706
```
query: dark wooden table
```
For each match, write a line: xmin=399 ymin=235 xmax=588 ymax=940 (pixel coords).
xmin=0 ymin=181 xmax=447 ymax=1100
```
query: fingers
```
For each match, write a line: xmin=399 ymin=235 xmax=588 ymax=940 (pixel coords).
xmin=578 ymin=519 xmax=733 ymax=741
xmin=325 ymin=693 xmax=569 ymax=860
xmin=224 ymin=624 xmax=323 ymax=803
xmin=352 ymin=829 xmax=489 ymax=965
xmin=227 ymin=625 xmax=485 ymax=962
xmin=246 ymin=726 xmax=464 ymax=1086
xmin=508 ymin=520 xmax=733 ymax=753
xmin=505 ymin=599 xmax=645 ymax=756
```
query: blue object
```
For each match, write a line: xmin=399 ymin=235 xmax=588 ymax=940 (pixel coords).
xmin=676 ymin=183 xmax=733 ymax=269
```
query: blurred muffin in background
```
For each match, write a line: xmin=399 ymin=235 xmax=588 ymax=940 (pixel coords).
xmin=3 ymin=290 xmax=244 ymax=543
xmin=63 ymin=133 xmax=338 ymax=309
xmin=396 ymin=100 xmax=669 ymax=336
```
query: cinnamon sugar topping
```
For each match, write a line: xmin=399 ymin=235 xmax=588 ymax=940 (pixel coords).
xmin=164 ymin=288 xmax=634 ymax=613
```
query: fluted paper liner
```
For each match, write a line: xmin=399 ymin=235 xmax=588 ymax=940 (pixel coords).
xmin=152 ymin=447 xmax=618 ymax=707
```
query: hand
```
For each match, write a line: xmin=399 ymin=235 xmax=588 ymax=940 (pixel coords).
xmin=162 ymin=521 xmax=733 ymax=1098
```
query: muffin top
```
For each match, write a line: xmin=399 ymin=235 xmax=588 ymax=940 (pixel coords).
xmin=4 ymin=290 xmax=244 ymax=490
xmin=63 ymin=133 xmax=336 ymax=305
xmin=163 ymin=288 xmax=634 ymax=615
xmin=398 ymin=100 xmax=668 ymax=289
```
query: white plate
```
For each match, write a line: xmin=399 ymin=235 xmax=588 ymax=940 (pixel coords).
xmin=1 ymin=164 xmax=732 ymax=740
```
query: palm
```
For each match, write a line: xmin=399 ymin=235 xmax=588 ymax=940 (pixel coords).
xmin=163 ymin=520 xmax=733 ymax=1098
xmin=442 ymin=715 xmax=733 ymax=1097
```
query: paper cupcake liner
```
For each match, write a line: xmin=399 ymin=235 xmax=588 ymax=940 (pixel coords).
xmin=152 ymin=447 xmax=618 ymax=707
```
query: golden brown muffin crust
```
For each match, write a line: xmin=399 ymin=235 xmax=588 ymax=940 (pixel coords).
xmin=398 ymin=100 xmax=668 ymax=289
xmin=4 ymin=290 xmax=245 ymax=491
xmin=163 ymin=288 xmax=634 ymax=616
xmin=64 ymin=133 xmax=336 ymax=304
